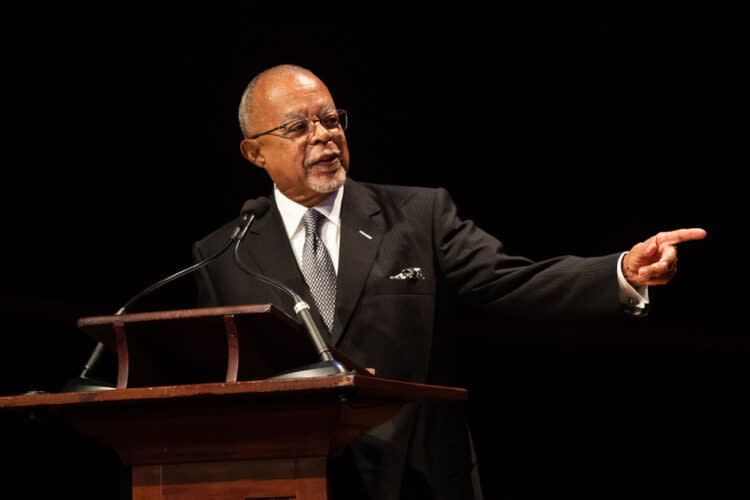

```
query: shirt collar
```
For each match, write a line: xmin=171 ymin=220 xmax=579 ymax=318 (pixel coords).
xmin=274 ymin=185 xmax=343 ymax=239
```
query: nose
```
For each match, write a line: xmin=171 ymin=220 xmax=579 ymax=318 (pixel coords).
xmin=309 ymin=119 xmax=334 ymax=144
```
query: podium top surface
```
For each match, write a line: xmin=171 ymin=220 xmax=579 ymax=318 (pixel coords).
xmin=77 ymin=304 xmax=295 ymax=328
xmin=0 ymin=374 xmax=468 ymax=409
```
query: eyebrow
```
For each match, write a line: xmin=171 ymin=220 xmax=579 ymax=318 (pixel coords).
xmin=281 ymin=109 xmax=307 ymax=122
xmin=281 ymin=106 xmax=336 ymax=122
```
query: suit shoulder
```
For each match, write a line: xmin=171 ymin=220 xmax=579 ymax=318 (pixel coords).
xmin=194 ymin=217 xmax=236 ymax=255
xmin=354 ymin=181 xmax=449 ymax=210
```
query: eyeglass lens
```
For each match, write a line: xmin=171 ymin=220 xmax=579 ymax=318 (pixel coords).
xmin=285 ymin=111 xmax=347 ymax=138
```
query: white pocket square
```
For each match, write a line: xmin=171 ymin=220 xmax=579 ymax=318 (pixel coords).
xmin=389 ymin=267 xmax=426 ymax=280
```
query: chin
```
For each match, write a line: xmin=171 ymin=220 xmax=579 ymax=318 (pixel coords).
xmin=306 ymin=167 xmax=347 ymax=194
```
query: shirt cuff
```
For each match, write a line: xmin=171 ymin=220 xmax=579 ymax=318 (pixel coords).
xmin=617 ymin=252 xmax=650 ymax=316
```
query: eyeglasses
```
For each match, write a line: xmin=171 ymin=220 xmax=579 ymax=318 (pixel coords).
xmin=249 ymin=109 xmax=348 ymax=140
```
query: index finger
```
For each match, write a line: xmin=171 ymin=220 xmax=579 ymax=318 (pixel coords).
xmin=655 ymin=228 xmax=707 ymax=246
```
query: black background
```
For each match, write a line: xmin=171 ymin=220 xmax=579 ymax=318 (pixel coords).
xmin=0 ymin=7 xmax=745 ymax=499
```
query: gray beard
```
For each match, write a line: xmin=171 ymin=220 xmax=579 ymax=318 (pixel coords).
xmin=305 ymin=166 xmax=346 ymax=194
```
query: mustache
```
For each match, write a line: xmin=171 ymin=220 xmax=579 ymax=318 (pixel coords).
xmin=305 ymin=149 xmax=342 ymax=168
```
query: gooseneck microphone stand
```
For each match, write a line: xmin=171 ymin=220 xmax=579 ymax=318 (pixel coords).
xmin=63 ymin=200 xmax=270 ymax=392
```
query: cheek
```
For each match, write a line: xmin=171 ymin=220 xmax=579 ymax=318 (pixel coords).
xmin=265 ymin=147 xmax=305 ymax=181
xmin=279 ymin=143 xmax=306 ymax=165
xmin=337 ymin=137 xmax=350 ymax=168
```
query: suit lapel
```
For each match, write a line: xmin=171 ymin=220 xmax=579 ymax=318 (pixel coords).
xmin=330 ymin=179 xmax=385 ymax=345
xmin=243 ymin=197 xmax=317 ymax=317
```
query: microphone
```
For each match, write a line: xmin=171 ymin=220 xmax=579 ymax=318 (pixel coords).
xmin=67 ymin=198 xmax=271 ymax=392
xmin=232 ymin=198 xmax=272 ymax=241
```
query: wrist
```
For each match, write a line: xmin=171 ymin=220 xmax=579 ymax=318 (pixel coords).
xmin=621 ymin=251 xmax=639 ymax=287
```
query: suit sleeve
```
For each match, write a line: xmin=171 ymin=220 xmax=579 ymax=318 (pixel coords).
xmin=432 ymin=188 xmax=626 ymax=320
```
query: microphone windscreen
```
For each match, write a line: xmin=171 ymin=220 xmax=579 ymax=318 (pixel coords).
xmin=240 ymin=197 xmax=271 ymax=217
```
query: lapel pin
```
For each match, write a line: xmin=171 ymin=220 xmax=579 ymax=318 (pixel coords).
xmin=358 ymin=230 xmax=372 ymax=240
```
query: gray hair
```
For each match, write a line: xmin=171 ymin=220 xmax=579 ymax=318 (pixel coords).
xmin=238 ymin=64 xmax=314 ymax=139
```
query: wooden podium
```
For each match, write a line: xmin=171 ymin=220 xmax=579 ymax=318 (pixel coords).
xmin=0 ymin=305 xmax=467 ymax=499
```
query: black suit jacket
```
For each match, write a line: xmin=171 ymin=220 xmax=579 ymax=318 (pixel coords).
xmin=193 ymin=177 xmax=627 ymax=499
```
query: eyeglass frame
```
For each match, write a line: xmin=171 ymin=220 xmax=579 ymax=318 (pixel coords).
xmin=247 ymin=109 xmax=348 ymax=140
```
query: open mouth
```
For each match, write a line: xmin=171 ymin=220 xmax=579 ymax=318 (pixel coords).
xmin=312 ymin=154 xmax=341 ymax=168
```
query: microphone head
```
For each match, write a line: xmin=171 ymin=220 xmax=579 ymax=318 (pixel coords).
xmin=240 ymin=197 xmax=271 ymax=217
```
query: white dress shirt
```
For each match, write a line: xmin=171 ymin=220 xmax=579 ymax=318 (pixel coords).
xmin=274 ymin=185 xmax=343 ymax=273
xmin=273 ymin=185 xmax=648 ymax=313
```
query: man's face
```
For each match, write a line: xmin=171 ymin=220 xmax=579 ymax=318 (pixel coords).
xmin=242 ymin=71 xmax=350 ymax=206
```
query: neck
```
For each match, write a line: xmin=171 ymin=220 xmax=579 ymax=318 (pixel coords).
xmin=275 ymin=185 xmax=340 ymax=209
xmin=297 ymin=192 xmax=333 ymax=207
xmin=281 ymin=188 xmax=336 ymax=208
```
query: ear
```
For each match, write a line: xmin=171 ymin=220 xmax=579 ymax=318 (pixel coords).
xmin=240 ymin=139 xmax=265 ymax=168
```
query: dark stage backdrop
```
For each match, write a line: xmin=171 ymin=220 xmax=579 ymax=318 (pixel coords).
xmin=0 ymin=8 xmax=744 ymax=499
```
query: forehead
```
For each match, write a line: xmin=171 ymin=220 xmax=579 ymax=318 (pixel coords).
xmin=255 ymin=71 xmax=336 ymax=122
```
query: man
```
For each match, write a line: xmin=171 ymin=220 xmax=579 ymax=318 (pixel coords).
xmin=193 ymin=64 xmax=706 ymax=499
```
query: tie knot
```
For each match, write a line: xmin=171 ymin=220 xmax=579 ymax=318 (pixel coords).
xmin=302 ymin=208 xmax=326 ymax=236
